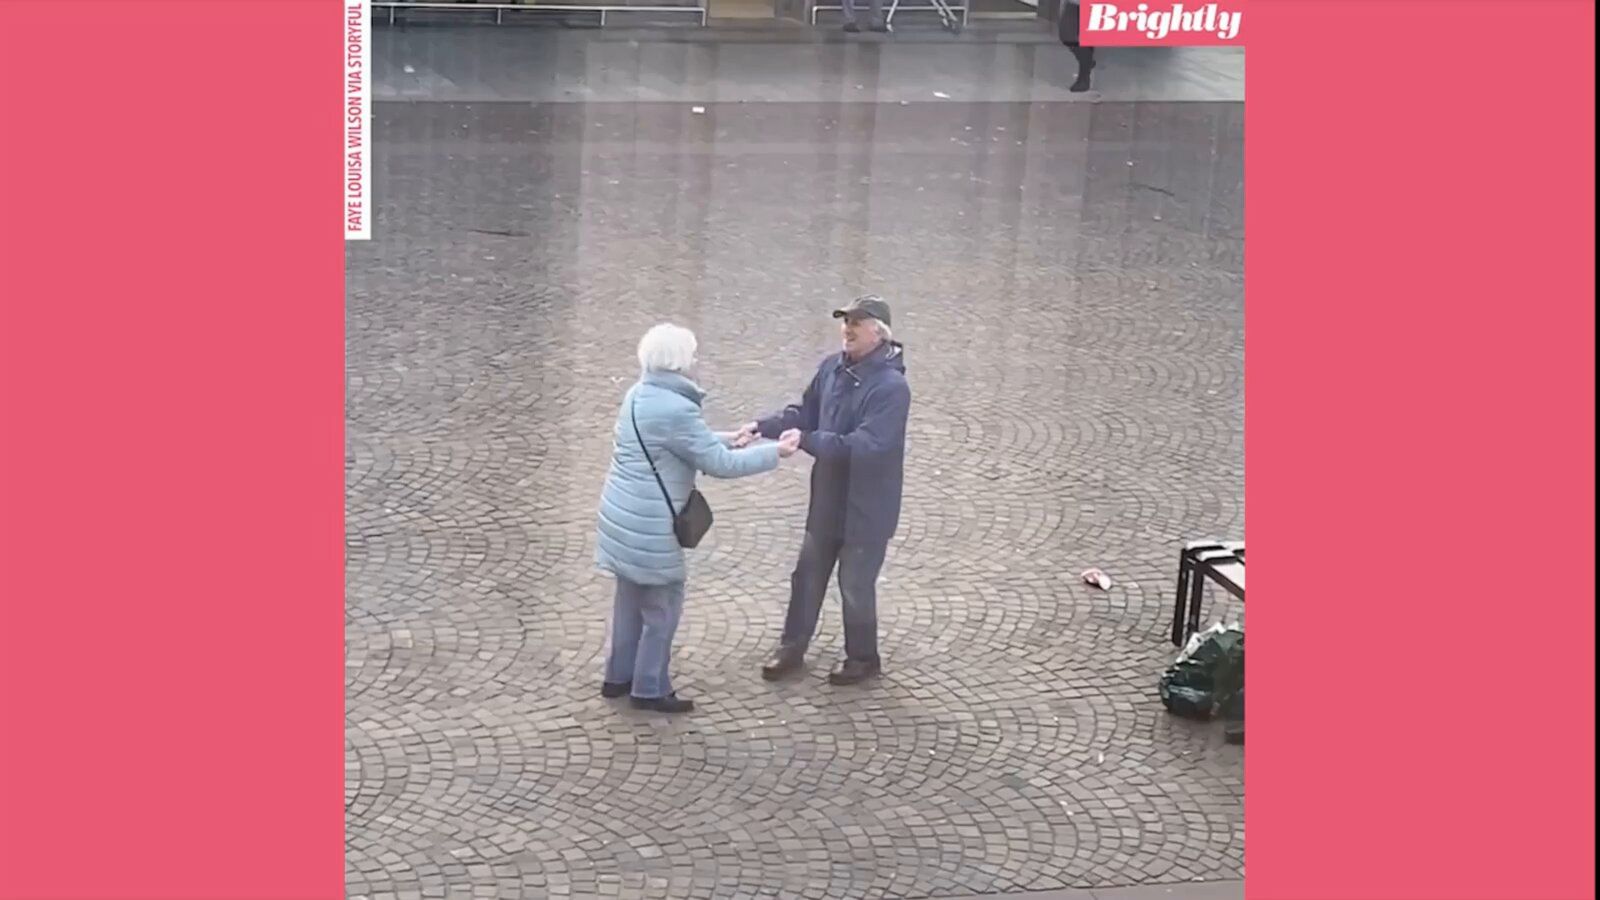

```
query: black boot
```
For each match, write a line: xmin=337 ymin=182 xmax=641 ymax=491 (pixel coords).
xmin=600 ymin=681 xmax=631 ymax=699
xmin=1069 ymin=45 xmax=1095 ymax=93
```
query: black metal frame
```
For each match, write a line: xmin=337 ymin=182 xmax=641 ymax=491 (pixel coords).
xmin=808 ymin=0 xmax=967 ymax=31
xmin=1172 ymin=540 xmax=1244 ymax=646
xmin=374 ymin=1 xmax=709 ymax=27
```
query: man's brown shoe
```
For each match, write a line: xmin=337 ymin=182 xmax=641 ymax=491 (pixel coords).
xmin=828 ymin=658 xmax=882 ymax=686
xmin=761 ymin=648 xmax=805 ymax=681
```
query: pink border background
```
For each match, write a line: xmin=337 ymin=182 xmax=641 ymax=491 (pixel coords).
xmin=1249 ymin=2 xmax=1595 ymax=897
xmin=2 ymin=2 xmax=344 ymax=897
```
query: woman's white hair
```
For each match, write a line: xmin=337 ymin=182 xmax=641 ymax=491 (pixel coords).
xmin=870 ymin=319 xmax=893 ymax=343
xmin=637 ymin=323 xmax=698 ymax=373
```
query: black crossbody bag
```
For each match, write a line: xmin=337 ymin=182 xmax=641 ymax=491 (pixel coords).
xmin=630 ymin=396 xmax=714 ymax=549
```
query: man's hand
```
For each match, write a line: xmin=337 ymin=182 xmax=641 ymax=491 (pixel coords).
xmin=776 ymin=428 xmax=802 ymax=458
xmin=732 ymin=421 xmax=760 ymax=448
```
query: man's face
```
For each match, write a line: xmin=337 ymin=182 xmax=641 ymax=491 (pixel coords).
xmin=840 ymin=314 xmax=882 ymax=358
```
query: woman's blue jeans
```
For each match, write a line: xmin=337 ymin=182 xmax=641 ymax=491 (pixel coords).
xmin=604 ymin=577 xmax=686 ymax=699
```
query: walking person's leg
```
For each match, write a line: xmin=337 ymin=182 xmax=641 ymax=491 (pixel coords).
xmin=1069 ymin=45 xmax=1096 ymax=93
xmin=1059 ymin=0 xmax=1095 ymax=92
xmin=763 ymin=531 xmax=842 ymax=680
xmin=602 ymin=577 xmax=644 ymax=697
xmin=841 ymin=0 xmax=864 ymax=31
xmin=830 ymin=541 xmax=888 ymax=684
xmin=866 ymin=0 xmax=887 ymax=31
xmin=631 ymin=581 xmax=692 ymax=712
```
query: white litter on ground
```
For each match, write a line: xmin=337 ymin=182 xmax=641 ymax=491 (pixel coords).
xmin=1081 ymin=568 xmax=1113 ymax=590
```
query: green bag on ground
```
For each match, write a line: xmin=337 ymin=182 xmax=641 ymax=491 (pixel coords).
xmin=1159 ymin=624 xmax=1244 ymax=720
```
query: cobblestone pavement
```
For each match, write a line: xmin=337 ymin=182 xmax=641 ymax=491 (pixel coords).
xmin=346 ymin=94 xmax=1244 ymax=899
xmin=372 ymin=28 xmax=1245 ymax=104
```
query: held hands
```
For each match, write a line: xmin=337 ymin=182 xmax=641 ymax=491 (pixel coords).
xmin=732 ymin=422 xmax=760 ymax=448
xmin=732 ymin=420 xmax=800 ymax=458
xmin=776 ymin=429 xmax=801 ymax=458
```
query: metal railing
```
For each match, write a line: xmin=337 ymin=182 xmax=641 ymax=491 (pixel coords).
xmin=374 ymin=1 xmax=709 ymax=27
xmin=808 ymin=0 xmax=967 ymax=31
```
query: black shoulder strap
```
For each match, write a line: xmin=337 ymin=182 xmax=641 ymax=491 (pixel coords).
xmin=629 ymin=392 xmax=679 ymax=518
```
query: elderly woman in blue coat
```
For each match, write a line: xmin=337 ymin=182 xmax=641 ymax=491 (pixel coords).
xmin=596 ymin=323 xmax=800 ymax=713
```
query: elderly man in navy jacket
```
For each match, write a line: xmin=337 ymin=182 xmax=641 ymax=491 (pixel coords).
xmin=734 ymin=296 xmax=911 ymax=686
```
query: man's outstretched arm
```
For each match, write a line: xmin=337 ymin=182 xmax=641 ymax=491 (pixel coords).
xmin=799 ymin=380 xmax=910 ymax=461
xmin=737 ymin=369 xmax=822 ymax=444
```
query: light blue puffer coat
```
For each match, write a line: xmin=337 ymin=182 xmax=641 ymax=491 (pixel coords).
xmin=595 ymin=370 xmax=780 ymax=586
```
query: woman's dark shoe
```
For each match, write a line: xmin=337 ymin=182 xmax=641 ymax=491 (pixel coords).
xmin=828 ymin=658 xmax=882 ymax=686
xmin=630 ymin=693 xmax=695 ymax=714
xmin=601 ymin=681 xmax=631 ymax=699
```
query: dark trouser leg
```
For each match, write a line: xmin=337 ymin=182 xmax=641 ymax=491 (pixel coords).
xmin=781 ymin=531 xmax=842 ymax=652
xmin=1068 ymin=45 xmax=1096 ymax=92
xmin=837 ymin=541 xmax=888 ymax=664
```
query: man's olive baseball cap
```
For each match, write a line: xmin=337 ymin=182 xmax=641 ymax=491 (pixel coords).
xmin=832 ymin=295 xmax=891 ymax=327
